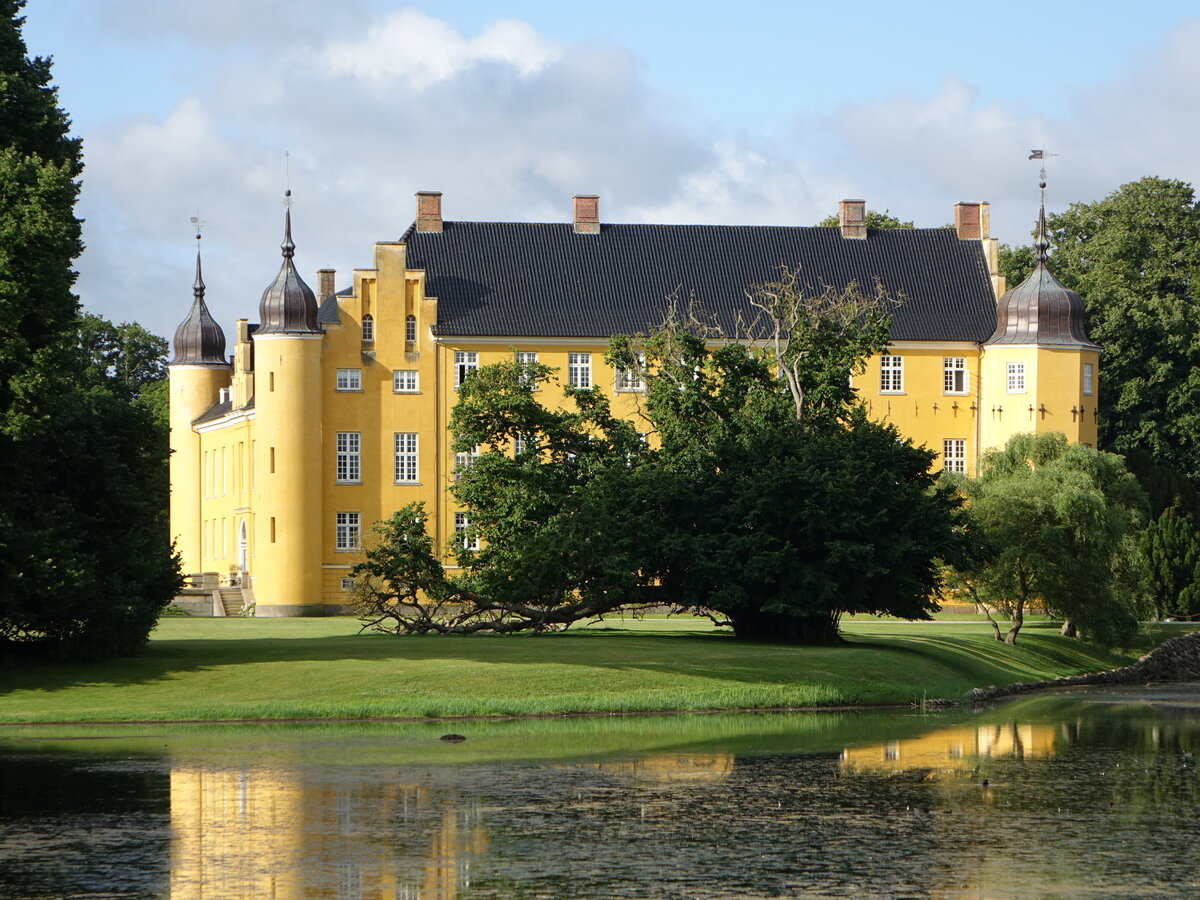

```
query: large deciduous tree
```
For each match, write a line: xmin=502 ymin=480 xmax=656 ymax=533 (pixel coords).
xmin=354 ymin=276 xmax=966 ymax=645
xmin=948 ymin=433 xmax=1147 ymax=647
xmin=1041 ymin=178 xmax=1200 ymax=480
xmin=0 ymin=2 xmax=179 ymax=660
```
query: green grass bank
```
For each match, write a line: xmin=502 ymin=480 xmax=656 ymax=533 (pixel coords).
xmin=0 ymin=616 xmax=1185 ymax=725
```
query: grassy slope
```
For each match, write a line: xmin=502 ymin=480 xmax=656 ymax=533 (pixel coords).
xmin=0 ymin=616 xmax=1167 ymax=725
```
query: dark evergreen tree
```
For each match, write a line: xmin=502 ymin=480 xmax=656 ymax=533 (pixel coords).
xmin=0 ymin=2 xmax=179 ymax=659
xmin=1137 ymin=504 xmax=1200 ymax=621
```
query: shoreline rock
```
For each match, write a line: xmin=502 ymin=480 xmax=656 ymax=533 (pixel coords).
xmin=965 ymin=630 xmax=1200 ymax=704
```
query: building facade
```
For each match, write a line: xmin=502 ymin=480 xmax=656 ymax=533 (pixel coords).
xmin=169 ymin=193 xmax=1099 ymax=616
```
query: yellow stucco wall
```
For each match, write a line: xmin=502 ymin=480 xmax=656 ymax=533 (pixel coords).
xmin=169 ymin=365 xmax=233 ymax=574
xmin=854 ymin=342 xmax=982 ymax=474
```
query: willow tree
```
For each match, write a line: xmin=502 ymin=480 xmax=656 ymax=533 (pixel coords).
xmin=950 ymin=433 xmax=1148 ymax=647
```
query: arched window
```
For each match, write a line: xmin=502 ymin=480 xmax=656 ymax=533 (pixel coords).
xmin=361 ymin=314 xmax=374 ymax=343
xmin=405 ymin=314 xmax=416 ymax=342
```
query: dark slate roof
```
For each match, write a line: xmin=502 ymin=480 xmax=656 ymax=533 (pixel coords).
xmin=402 ymin=222 xmax=998 ymax=342
xmin=192 ymin=395 xmax=254 ymax=426
xmin=316 ymin=286 xmax=353 ymax=325
xmin=985 ymin=262 xmax=1099 ymax=349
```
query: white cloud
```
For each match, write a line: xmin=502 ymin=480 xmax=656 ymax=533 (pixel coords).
xmin=321 ymin=11 xmax=561 ymax=89
xmin=67 ymin=12 xmax=1200 ymax=341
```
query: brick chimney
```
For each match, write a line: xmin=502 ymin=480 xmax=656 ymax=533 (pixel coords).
xmin=416 ymin=191 xmax=443 ymax=233
xmin=954 ymin=201 xmax=987 ymax=240
xmin=573 ymin=194 xmax=600 ymax=235
xmin=839 ymin=199 xmax=867 ymax=240
xmin=316 ymin=268 xmax=335 ymax=302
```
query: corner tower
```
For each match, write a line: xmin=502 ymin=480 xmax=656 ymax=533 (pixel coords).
xmin=169 ymin=241 xmax=231 ymax=574
xmin=252 ymin=196 xmax=326 ymax=616
xmin=980 ymin=175 xmax=1100 ymax=453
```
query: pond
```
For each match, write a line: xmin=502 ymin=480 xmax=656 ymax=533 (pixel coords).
xmin=1 ymin=685 xmax=1199 ymax=899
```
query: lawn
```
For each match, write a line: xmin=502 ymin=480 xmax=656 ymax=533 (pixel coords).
xmin=0 ymin=614 xmax=1175 ymax=725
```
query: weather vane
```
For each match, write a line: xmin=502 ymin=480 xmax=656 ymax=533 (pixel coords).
xmin=284 ymin=150 xmax=292 ymax=207
xmin=190 ymin=211 xmax=204 ymax=245
xmin=1028 ymin=149 xmax=1059 ymax=204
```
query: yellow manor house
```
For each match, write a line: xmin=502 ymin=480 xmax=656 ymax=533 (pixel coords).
xmin=169 ymin=192 xmax=1099 ymax=616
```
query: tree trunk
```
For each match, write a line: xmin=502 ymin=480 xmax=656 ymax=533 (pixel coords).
xmin=1006 ymin=569 xmax=1029 ymax=645
xmin=1059 ymin=618 xmax=1077 ymax=638
xmin=730 ymin=608 xmax=844 ymax=645
xmin=1005 ymin=598 xmax=1025 ymax=645
xmin=980 ymin=603 xmax=1004 ymax=642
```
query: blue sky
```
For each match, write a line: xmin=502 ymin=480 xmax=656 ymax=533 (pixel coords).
xmin=20 ymin=1 xmax=1200 ymax=338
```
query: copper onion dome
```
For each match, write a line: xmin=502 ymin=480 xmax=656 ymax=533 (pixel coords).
xmin=171 ymin=246 xmax=228 ymax=365
xmin=985 ymin=206 xmax=1098 ymax=349
xmin=256 ymin=197 xmax=320 ymax=335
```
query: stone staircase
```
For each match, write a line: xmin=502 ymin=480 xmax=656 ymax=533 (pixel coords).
xmin=217 ymin=587 xmax=244 ymax=617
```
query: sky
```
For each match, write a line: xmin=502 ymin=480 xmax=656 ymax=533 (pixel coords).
xmin=19 ymin=0 xmax=1200 ymax=340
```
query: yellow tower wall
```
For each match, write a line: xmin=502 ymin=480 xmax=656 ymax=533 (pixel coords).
xmin=979 ymin=344 xmax=1099 ymax=454
xmin=253 ymin=334 xmax=325 ymax=616
xmin=168 ymin=365 xmax=230 ymax=574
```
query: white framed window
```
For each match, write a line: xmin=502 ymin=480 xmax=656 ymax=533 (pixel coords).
xmin=361 ymin=314 xmax=374 ymax=343
xmin=405 ymin=314 xmax=417 ymax=342
xmin=335 ymin=368 xmax=362 ymax=391
xmin=942 ymin=357 xmax=967 ymax=394
xmin=568 ymin=352 xmax=591 ymax=389
xmin=513 ymin=433 xmax=533 ymax=457
xmin=1007 ymin=362 xmax=1026 ymax=394
xmin=340 ymin=577 xmax=355 ymax=592
xmin=454 ymin=445 xmax=479 ymax=480
xmin=335 ymin=512 xmax=360 ymax=551
xmin=335 ymin=432 xmax=361 ymax=483
xmin=514 ymin=350 xmax=539 ymax=389
xmin=394 ymin=432 xmax=418 ymax=483
xmin=616 ymin=352 xmax=646 ymax=392
xmin=454 ymin=351 xmax=478 ymax=388
xmin=880 ymin=355 xmax=903 ymax=393
xmin=454 ymin=512 xmax=478 ymax=551
xmin=1082 ymin=363 xmax=1094 ymax=396
xmin=392 ymin=369 xmax=419 ymax=393
xmin=942 ymin=439 xmax=967 ymax=474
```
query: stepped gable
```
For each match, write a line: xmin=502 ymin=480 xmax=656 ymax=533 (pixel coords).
xmin=402 ymin=221 xmax=998 ymax=342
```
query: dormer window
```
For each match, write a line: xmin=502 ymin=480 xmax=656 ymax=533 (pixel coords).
xmin=405 ymin=315 xmax=417 ymax=342
xmin=361 ymin=314 xmax=374 ymax=343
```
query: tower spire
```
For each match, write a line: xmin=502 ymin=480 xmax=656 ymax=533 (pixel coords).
xmin=193 ymin=223 xmax=206 ymax=298
xmin=282 ymin=189 xmax=295 ymax=259
xmin=1028 ymin=149 xmax=1054 ymax=263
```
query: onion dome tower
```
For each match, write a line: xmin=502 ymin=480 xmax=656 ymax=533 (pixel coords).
xmin=169 ymin=233 xmax=232 ymax=576
xmin=252 ymin=193 xmax=326 ymax=616
xmin=171 ymin=245 xmax=228 ymax=363
xmin=984 ymin=206 xmax=1098 ymax=350
xmin=980 ymin=160 xmax=1100 ymax=454
xmin=257 ymin=196 xmax=321 ymax=335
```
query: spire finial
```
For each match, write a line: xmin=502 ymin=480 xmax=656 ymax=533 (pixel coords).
xmin=190 ymin=213 xmax=206 ymax=297
xmin=1028 ymin=149 xmax=1056 ymax=263
xmin=282 ymin=190 xmax=295 ymax=259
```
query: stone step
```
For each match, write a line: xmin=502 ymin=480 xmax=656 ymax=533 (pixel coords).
xmin=218 ymin=588 xmax=244 ymax=617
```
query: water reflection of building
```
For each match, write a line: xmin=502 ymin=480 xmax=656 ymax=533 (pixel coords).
xmin=840 ymin=722 xmax=1057 ymax=775
xmin=168 ymin=767 xmax=486 ymax=900
xmin=588 ymin=753 xmax=735 ymax=785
